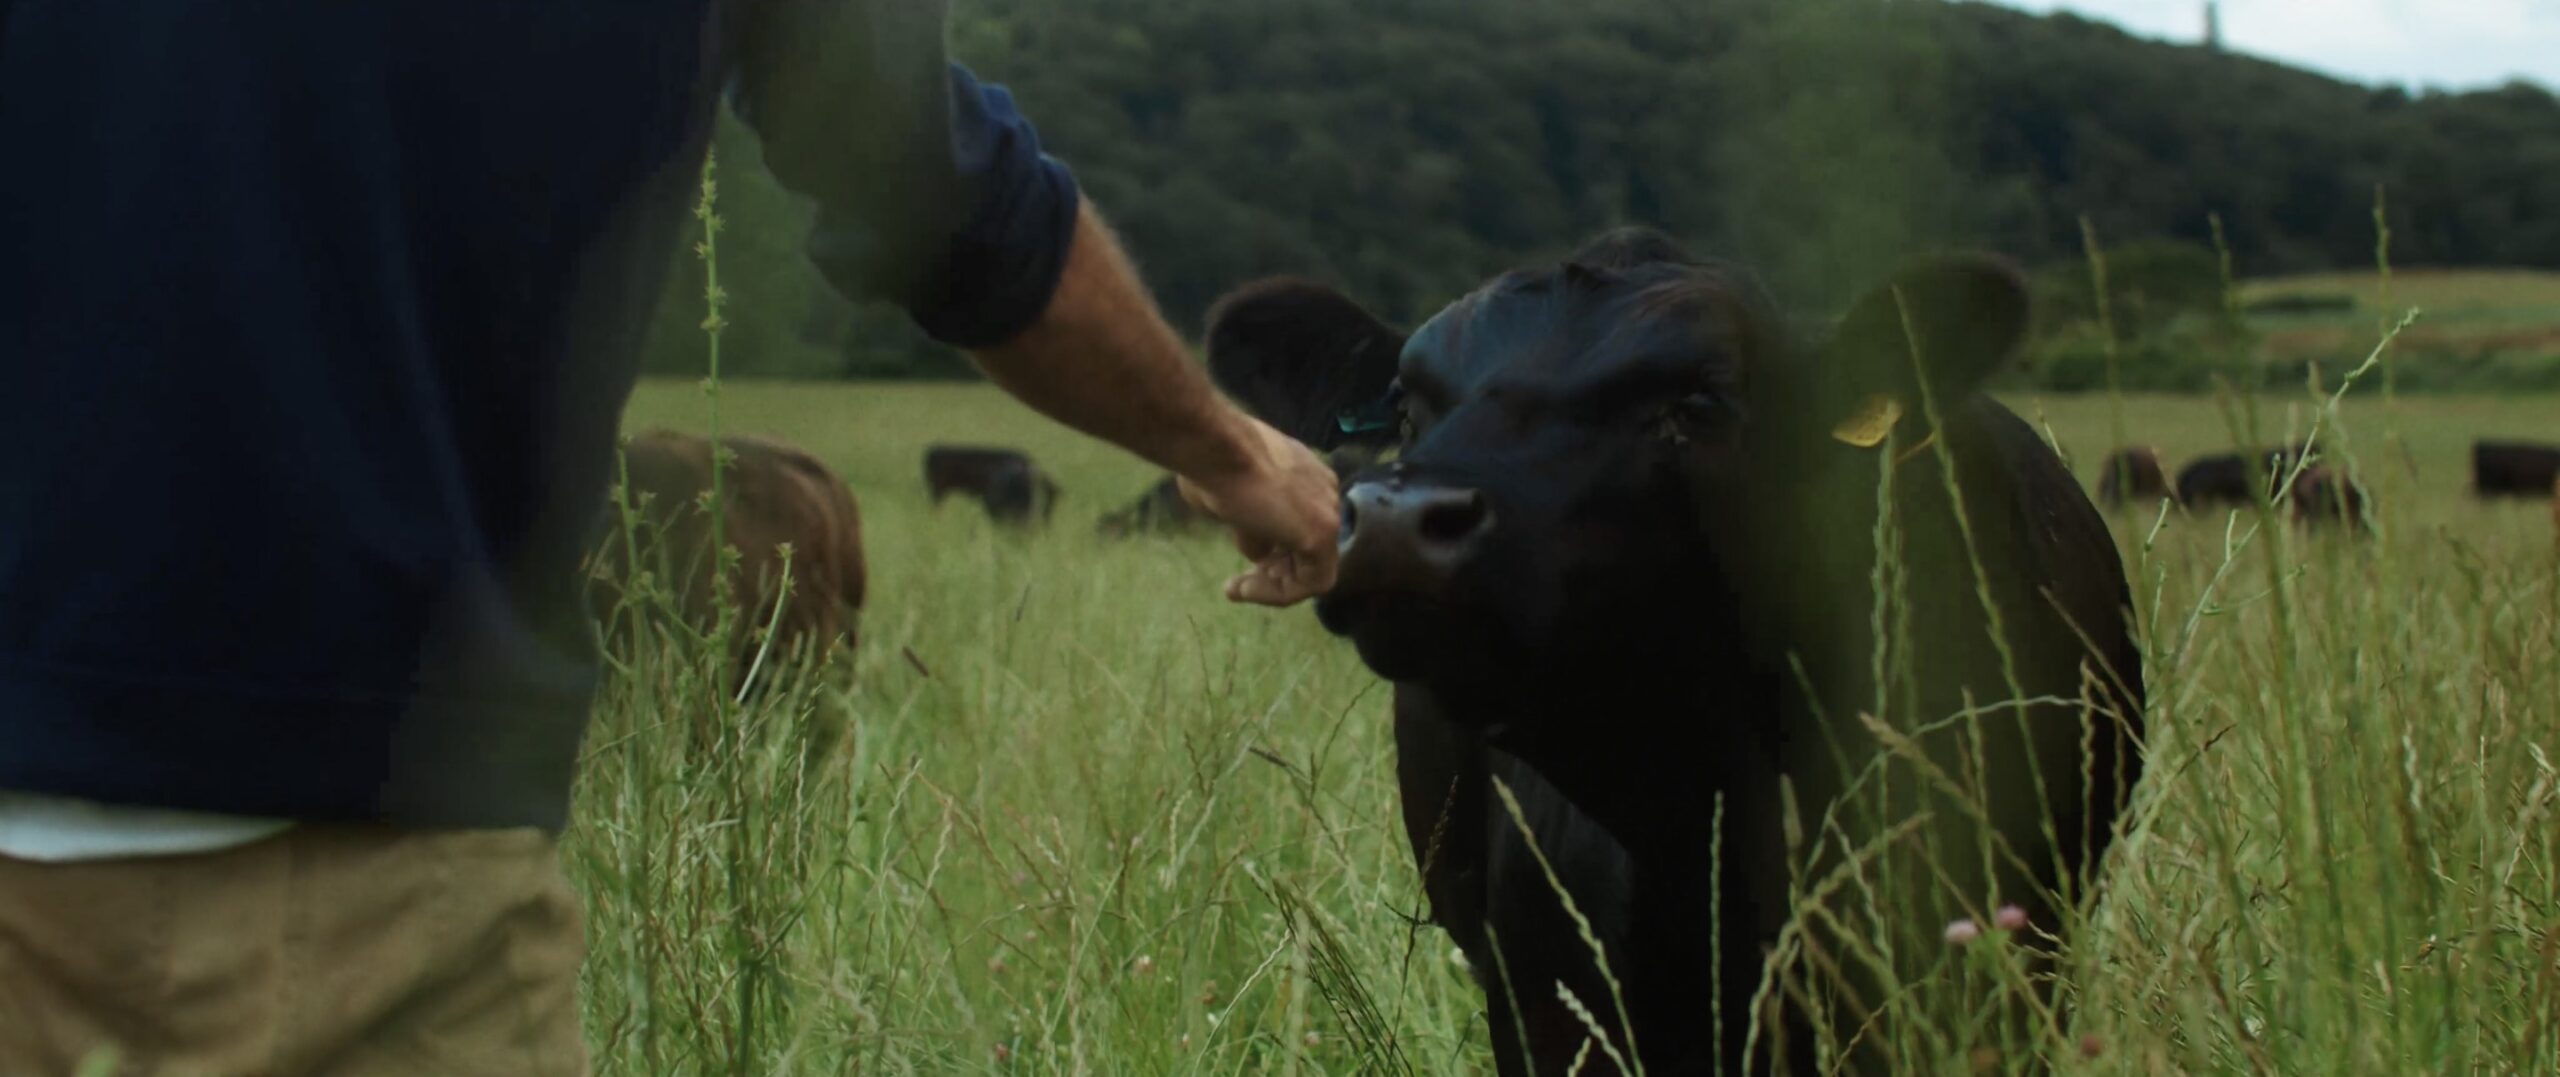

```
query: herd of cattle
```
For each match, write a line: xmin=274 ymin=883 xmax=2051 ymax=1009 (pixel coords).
xmin=2091 ymin=438 xmax=2560 ymax=531
xmin=589 ymin=229 xmax=2557 ymax=1074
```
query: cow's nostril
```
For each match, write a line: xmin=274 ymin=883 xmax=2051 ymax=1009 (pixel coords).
xmin=1338 ymin=498 xmax=1359 ymax=544
xmin=1418 ymin=492 xmax=1489 ymax=546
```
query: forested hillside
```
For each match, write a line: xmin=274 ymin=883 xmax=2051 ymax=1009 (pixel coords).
xmin=642 ymin=0 xmax=2560 ymax=381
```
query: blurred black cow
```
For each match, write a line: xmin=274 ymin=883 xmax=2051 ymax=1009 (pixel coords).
xmin=1093 ymin=475 xmax=1204 ymax=537
xmin=2095 ymin=444 xmax=2175 ymax=510
xmin=923 ymin=445 xmax=1060 ymax=526
xmin=2470 ymin=439 xmax=2560 ymax=498
xmin=1097 ymin=446 xmax=1393 ymax=540
xmin=1209 ymin=229 xmax=2145 ymax=1075
xmin=2175 ymin=445 xmax=2304 ymax=509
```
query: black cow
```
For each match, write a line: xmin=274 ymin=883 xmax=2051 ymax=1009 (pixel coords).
xmin=2471 ymin=439 xmax=2560 ymax=498
xmin=1094 ymin=475 xmax=1205 ymax=538
xmin=2094 ymin=444 xmax=2175 ymax=510
xmin=923 ymin=445 xmax=1060 ymax=525
xmin=2174 ymin=446 xmax=2304 ymax=509
xmin=1210 ymin=230 xmax=2145 ymax=1075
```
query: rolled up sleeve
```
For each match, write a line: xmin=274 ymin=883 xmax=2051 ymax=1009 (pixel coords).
xmin=732 ymin=1 xmax=1080 ymax=349
xmin=903 ymin=66 xmax=1080 ymax=348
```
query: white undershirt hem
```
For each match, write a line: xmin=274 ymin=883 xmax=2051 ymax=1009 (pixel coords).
xmin=0 ymin=792 xmax=294 ymax=862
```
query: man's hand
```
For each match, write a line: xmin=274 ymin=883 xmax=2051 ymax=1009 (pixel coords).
xmin=1175 ymin=419 xmax=1341 ymax=606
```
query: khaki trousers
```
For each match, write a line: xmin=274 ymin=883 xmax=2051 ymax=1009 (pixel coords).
xmin=0 ymin=826 xmax=587 ymax=1077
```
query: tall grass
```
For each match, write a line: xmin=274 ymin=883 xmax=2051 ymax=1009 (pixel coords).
xmin=568 ymin=163 xmax=2559 ymax=1073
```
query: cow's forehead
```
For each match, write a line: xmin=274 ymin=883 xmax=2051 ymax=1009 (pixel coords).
xmin=1400 ymin=265 xmax=1728 ymax=395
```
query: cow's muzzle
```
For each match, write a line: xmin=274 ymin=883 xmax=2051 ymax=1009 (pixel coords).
xmin=1333 ymin=475 xmax=1492 ymax=598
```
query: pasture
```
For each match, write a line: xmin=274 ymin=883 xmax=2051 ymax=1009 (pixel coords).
xmin=2242 ymin=269 xmax=2560 ymax=385
xmin=573 ymin=379 xmax=2558 ymax=1074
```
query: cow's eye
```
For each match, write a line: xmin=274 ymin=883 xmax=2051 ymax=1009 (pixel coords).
xmin=1395 ymin=385 xmax=1434 ymax=441
xmin=1652 ymin=392 xmax=1719 ymax=443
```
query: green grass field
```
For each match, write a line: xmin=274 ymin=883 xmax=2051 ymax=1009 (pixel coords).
xmin=573 ymin=378 xmax=2560 ymax=1074
xmin=2243 ymin=268 xmax=2560 ymax=317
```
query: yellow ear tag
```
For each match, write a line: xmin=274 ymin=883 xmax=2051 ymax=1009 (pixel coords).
xmin=1830 ymin=393 xmax=1904 ymax=449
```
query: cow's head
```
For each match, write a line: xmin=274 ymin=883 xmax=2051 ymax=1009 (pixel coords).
xmin=1206 ymin=229 xmax=2029 ymax=696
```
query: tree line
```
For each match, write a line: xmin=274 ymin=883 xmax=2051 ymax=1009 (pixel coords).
xmin=641 ymin=0 xmax=2560 ymax=382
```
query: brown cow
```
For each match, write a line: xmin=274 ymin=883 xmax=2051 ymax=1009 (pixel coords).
xmin=594 ymin=430 xmax=867 ymax=673
xmin=2287 ymin=465 xmax=2371 ymax=533
xmin=2094 ymin=444 xmax=2174 ymax=510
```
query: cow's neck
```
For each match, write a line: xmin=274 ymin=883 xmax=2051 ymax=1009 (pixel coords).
xmin=1427 ymin=620 xmax=1781 ymax=863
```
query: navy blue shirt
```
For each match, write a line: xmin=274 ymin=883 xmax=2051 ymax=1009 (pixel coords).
xmin=0 ymin=1 xmax=1079 ymax=829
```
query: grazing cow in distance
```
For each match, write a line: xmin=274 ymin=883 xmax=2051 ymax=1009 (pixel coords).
xmin=1097 ymin=446 xmax=1391 ymax=539
xmin=1205 ymin=277 xmax=1406 ymax=454
xmin=2095 ymin=444 xmax=2175 ymax=510
xmin=2471 ymin=439 xmax=2560 ymax=499
xmin=2176 ymin=445 xmax=2305 ymax=509
xmin=1210 ymin=228 xmax=2145 ymax=1075
xmin=2287 ymin=465 xmax=2372 ymax=533
xmin=923 ymin=445 xmax=1060 ymax=526
xmin=594 ymin=430 xmax=867 ymax=672
xmin=1094 ymin=475 xmax=1205 ymax=537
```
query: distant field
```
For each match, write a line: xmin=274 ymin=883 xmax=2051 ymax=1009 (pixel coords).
xmin=2240 ymin=268 xmax=2560 ymax=375
xmin=577 ymin=379 xmax=2559 ymax=1074
xmin=2242 ymin=268 xmax=2560 ymax=313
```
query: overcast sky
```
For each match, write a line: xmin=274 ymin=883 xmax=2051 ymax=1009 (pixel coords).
xmin=1992 ymin=0 xmax=2560 ymax=92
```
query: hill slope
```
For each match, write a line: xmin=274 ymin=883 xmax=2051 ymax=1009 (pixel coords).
xmin=646 ymin=0 xmax=2560 ymax=378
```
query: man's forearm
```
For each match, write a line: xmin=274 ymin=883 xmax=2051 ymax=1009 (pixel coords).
xmin=967 ymin=201 xmax=1261 ymax=482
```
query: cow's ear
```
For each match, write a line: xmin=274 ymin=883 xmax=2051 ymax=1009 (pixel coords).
xmin=1205 ymin=278 xmax=1406 ymax=450
xmin=1808 ymin=254 xmax=2028 ymax=447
